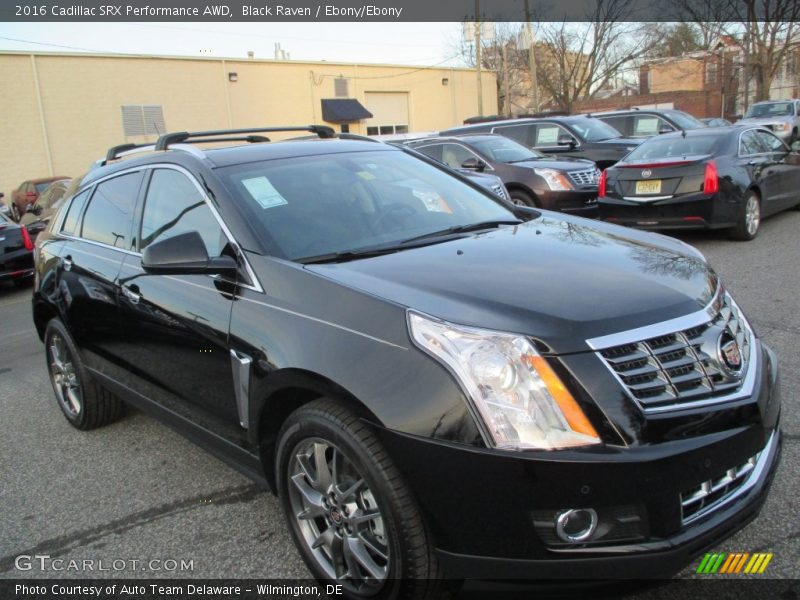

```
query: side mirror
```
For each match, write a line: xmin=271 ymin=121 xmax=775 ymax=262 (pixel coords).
xmin=557 ymin=134 xmax=577 ymax=147
xmin=461 ymin=157 xmax=486 ymax=172
xmin=658 ymin=125 xmax=674 ymax=134
xmin=141 ymin=231 xmax=238 ymax=276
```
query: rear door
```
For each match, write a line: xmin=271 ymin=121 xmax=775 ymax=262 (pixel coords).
xmin=58 ymin=171 xmax=144 ymax=370
xmin=754 ymin=128 xmax=800 ymax=211
xmin=738 ymin=129 xmax=783 ymax=215
xmin=116 ymin=166 xmax=241 ymax=432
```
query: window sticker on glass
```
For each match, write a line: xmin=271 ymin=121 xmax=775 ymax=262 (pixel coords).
xmin=536 ymin=126 xmax=559 ymax=145
xmin=356 ymin=170 xmax=376 ymax=180
xmin=242 ymin=176 xmax=288 ymax=209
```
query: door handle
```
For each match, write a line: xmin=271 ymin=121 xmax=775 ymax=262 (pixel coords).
xmin=62 ymin=255 xmax=73 ymax=271
xmin=122 ymin=285 xmax=141 ymax=304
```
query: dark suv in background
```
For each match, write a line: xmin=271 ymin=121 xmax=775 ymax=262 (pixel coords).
xmin=589 ymin=108 xmax=707 ymax=139
xmin=33 ymin=126 xmax=780 ymax=599
xmin=441 ymin=115 xmax=642 ymax=169
xmin=405 ymin=134 xmax=600 ymax=214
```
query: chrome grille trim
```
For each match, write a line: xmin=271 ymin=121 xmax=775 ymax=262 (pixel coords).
xmin=568 ymin=168 xmax=600 ymax=187
xmin=491 ymin=184 xmax=508 ymax=199
xmin=589 ymin=289 xmax=758 ymax=414
xmin=680 ymin=431 xmax=776 ymax=525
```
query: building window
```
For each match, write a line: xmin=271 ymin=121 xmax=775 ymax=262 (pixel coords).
xmin=121 ymin=105 xmax=166 ymax=136
xmin=366 ymin=125 xmax=408 ymax=136
xmin=705 ymin=61 xmax=718 ymax=85
xmin=334 ymin=78 xmax=349 ymax=98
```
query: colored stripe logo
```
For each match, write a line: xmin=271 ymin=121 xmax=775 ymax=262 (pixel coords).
xmin=696 ymin=552 xmax=773 ymax=574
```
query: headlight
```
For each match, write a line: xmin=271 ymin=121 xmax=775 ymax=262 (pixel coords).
xmin=533 ymin=168 xmax=573 ymax=191
xmin=773 ymin=122 xmax=790 ymax=131
xmin=408 ymin=312 xmax=601 ymax=450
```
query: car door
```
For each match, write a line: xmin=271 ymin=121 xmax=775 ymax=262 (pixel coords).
xmin=754 ymin=128 xmax=800 ymax=211
xmin=58 ymin=171 xmax=144 ymax=372
xmin=116 ymin=166 xmax=240 ymax=432
xmin=738 ymin=129 xmax=783 ymax=216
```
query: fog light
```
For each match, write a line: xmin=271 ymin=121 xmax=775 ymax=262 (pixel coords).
xmin=555 ymin=508 xmax=598 ymax=543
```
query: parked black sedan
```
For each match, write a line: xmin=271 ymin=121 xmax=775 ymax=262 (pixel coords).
xmin=598 ymin=124 xmax=800 ymax=240
xmin=406 ymin=134 xmax=600 ymax=214
xmin=0 ymin=211 xmax=35 ymax=288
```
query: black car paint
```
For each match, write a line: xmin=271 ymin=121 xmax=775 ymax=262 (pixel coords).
xmin=599 ymin=125 xmax=800 ymax=230
xmin=32 ymin=138 xmax=780 ymax=579
xmin=441 ymin=117 xmax=642 ymax=169
xmin=0 ymin=213 xmax=34 ymax=283
xmin=408 ymin=135 xmax=599 ymax=215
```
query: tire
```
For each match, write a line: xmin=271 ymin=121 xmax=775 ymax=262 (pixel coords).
xmin=44 ymin=318 xmax=125 ymax=430
xmin=729 ymin=191 xmax=761 ymax=241
xmin=13 ymin=277 xmax=32 ymax=289
xmin=509 ymin=189 xmax=536 ymax=207
xmin=275 ymin=399 xmax=447 ymax=600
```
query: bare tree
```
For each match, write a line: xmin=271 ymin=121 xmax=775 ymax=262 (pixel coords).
xmin=532 ymin=1 xmax=663 ymax=112
xmin=674 ymin=0 xmax=800 ymax=103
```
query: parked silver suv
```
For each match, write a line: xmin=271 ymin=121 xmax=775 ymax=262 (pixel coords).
xmin=740 ymin=99 xmax=800 ymax=143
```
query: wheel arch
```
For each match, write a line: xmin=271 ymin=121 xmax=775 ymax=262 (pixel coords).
xmin=504 ymin=183 xmax=539 ymax=206
xmin=253 ymin=368 xmax=383 ymax=491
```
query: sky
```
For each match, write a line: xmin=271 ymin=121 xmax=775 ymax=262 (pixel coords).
xmin=0 ymin=22 xmax=470 ymax=66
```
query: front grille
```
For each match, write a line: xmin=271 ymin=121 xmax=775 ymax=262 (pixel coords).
xmin=596 ymin=293 xmax=752 ymax=412
xmin=491 ymin=183 xmax=508 ymax=199
xmin=568 ymin=168 xmax=601 ymax=187
xmin=680 ymin=450 xmax=761 ymax=524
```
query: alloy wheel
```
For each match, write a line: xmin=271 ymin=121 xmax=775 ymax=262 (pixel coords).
xmin=288 ymin=437 xmax=389 ymax=594
xmin=745 ymin=195 xmax=760 ymax=236
xmin=48 ymin=333 xmax=82 ymax=417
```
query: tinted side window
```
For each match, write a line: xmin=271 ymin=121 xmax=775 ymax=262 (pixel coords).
xmin=140 ymin=169 xmax=227 ymax=257
xmin=415 ymin=144 xmax=443 ymax=162
xmin=599 ymin=116 xmax=631 ymax=137
xmin=739 ymin=130 xmax=768 ymax=155
xmin=61 ymin=189 xmax=91 ymax=235
xmin=755 ymin=129 xmax=787 ymax=153
xmin=440 ymin=144 xmax=478 ymax=169
xmin=633 ymin=116 xmax=671 ymax=137
xmin=80 ymin=172 xmax=142 ymax=248
xmin=493 ymin=124 xmax=533 ymax=146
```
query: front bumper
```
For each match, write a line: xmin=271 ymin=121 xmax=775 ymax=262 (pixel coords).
xmin=539 ymin=189 xmax=599 ymax=216
xmin=374 ymin=343 xmax=781 ymax=579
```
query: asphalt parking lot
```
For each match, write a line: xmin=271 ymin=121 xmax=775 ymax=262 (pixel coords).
xmin=1 ymin=211 xmax=798 ymax=596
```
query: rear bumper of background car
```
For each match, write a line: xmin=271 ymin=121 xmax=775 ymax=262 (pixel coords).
xmin=598 ymin=191 xmax=739 ymax=231
xmin=0 ymin=248 xmax=34 ymax=281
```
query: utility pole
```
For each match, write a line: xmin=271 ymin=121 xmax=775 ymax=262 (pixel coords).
xmin=475 ymin=0 xmax=483 ymax=116
xmin=502 ymin=42 xmax=511 ymax=116
xmin=524 ymin=0 xmax=539 ymax=112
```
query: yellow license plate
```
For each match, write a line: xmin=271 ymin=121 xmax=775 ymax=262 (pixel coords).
xmin=636 ymin=180 xmax=662 ymax=194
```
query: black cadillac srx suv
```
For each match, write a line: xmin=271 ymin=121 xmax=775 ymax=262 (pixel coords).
xmin=32 ymin=126 xmax=781 ymax=599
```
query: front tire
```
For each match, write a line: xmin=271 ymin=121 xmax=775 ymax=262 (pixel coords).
xmin=509 ymin=189 xmax=536 ymax=207
xmin=729 ymin=191 xmax=760 ymax=241
xmin=276 ymin=399 xmax=445 ymax=600
xmin=44 ymin=318 xmax=125 ymax=430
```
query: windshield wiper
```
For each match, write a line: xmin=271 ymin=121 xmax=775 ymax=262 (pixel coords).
xmin=506 ymin=157 xmax=541 ymax=163
xmin=400 ymin=219 xmax=522 ymax=244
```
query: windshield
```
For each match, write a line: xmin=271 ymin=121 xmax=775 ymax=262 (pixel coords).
xmin=567 ymin=118 xmax=622 ymax=141
xmin=468 ymin=137 xmax=544 ymax=162
xmin=623 ymin=135 xmax=722 ymax=161
xmin=745 ymin=102 xmax=794 ymax=118
xmin=667 ymin=111 xmax=707 ymax=129
xmin=218 ymin=149 xmax=515 ymax=261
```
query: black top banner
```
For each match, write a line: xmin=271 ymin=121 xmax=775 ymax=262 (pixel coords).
xmin=1 ymin=0 xmax=790 ymax=22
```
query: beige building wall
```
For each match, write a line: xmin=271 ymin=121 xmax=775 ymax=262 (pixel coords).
xmin=0 ymin=51 xmax=496 ymax=196
xmin=648 ymin=58 xmax=704 ymax=94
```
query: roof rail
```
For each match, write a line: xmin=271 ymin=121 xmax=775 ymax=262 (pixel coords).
xmin=337 ymin=133 xmax=382 ymax=143
xmin=154 ymin=125 xmax=335 ymax=151
xmin=104 ymin=142 xmax=154 ymax=165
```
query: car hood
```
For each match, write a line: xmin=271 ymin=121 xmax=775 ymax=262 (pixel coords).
xmin=305 ymin=214 xmax=718 ymax=354
xmin=507 ymin=157 xmax=596 ymax=171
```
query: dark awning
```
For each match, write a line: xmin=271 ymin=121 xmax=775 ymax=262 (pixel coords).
xmin=321 ymin=99 xmax=373 ymax=123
